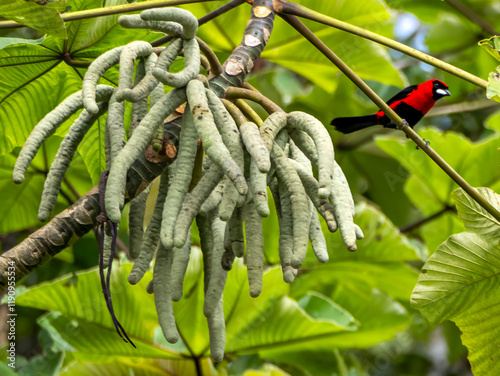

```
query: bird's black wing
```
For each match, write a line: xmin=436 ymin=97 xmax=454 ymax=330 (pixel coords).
xmin=385 ymin=85 xmax=418 ymax=106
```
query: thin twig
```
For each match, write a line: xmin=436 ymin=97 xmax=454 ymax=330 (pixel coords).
xmin=428 ymin=99 xmax=499 ymax=117
xmin=279 ymin=0 xmax=488 ymax=89
xmin=234 ymin=99 xmax=263 ymax=125
xmin=400 ymin=206 xmax=456 ymax=233
xmin=198 ymin=0 xmax=248 ymax=25
xmin=0 ymin=0 xmax=215 ymax=29
xmin=281 ymin=13 xmax=500 ymax=223
xmin=221 ymin=98 xmax=247 ymax=126
xmin=196 ymin=37 xmax=222 ymax=77
xmin=445 ymin=0 xmax=498 ymax=36
xmin=225 ymin=86 xmax=282 ymax=113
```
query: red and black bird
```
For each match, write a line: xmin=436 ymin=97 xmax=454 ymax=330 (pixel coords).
xmin=331 ymin=79 xmax=450 ymax=134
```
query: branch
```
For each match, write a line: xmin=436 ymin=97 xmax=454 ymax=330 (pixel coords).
xmin=445 ymin=0 xmax=498 ymax=36
xmin=0 ymin=0 xmax=218 ymax=29
xmin=280 ymin=0 xmax=488 ymax=89
xmin=399 ymin=206 xmax=456 ymax=233
xmin=428 ymin=99 xmax=499 ymax=117
xmin=0 ymin=0 xmax=278 ymax=290
xmin=281 ymin=14 xmax=500 ymax=224
xmin=225 ymin=86 xmax=282 ymax=113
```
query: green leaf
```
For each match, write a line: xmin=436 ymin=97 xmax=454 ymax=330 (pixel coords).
xmin=225 ymin=295 xmax=352 ymax=355
xmin=294 ymin=203 xmax=420 ymax=302
xmin=453 ymin=291 xmax=500 ymax=376
xmin=411 ymin=232 xmax=500 ymax=376
xmin=0 ymin=0 xmax=67 ymax=39
xmin=0 ymin=35 xmax=45 ymax=50
xmin=0 ymin=362 xmax=17 ymax=376
xmin=59 ymin=356 xmax=217 ymax=376
xmin=425 ymin=13 xmax=477 ymax=53
xmin=487 ymin=67 xmax=500 ymax=103
xmin=0 ymin=153 xmax=46 ymax=232
xmin=411 ymin=232 xmax=500 ymax=324
xmin=297 ymin=292 xmax=359 ymax=330
xmin=15 ymin=263 xmax=182 ymax=360
xmin=452 ymin=187 xmax=500 ymax=241
xmin=479 ymin=36 xmax=500 ymax=62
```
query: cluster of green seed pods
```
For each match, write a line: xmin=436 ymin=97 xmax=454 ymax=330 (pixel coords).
xmin=12 ymin=7 xmax=363 ymax=362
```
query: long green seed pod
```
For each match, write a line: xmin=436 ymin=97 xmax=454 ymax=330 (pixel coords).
xmin=83 ymin=48 xmax=124 ymax=114
xmin=197 ymin=214 xmax=214 ymax=293
xmin=160 ymin=105 xmax=199 ymax=250
xmin=355 ymin=225 xmax=364 ymax=240
xmin=106 ymin=91 xmax=126 ymax=164
xmin=218 ymin=177 xmax=240 ymax=221
xmin=118 ymin=14 xmax=183 ymax=36
xmin=150 ymin=39 xmax=182 ymax=151
xmin=272 ymin=180 xmax=295 ymax=284
xmin=129 ymin=61 xmax=148 ymax=136
xmin=149 ymin=81 xmax=166 ymax=151
xmin=115 ymin=41 xmax=153 ymax=102
xmin=204 ymin=210 xmax=228 ymax=318
xmin=117 ymin=52 xmax=159 ymax=103
xmin=13 ymin=86 xmax=114 ymax=184
xmin=187 ymin=80 xmax=247 ymax=195
xmin=271 ymin=143 xmax=310 ymax=270
xmin=225 ymin=207 xmax=245 ymax=258
xmin=150 ymin=82 xmax=165 ymax=108
xmin=153 ymin=38 xmax=200 ymax=88
xmin=249 ymin=157 xmax=269 ymax=218
xmin=240 ymin=121 xmax=270 ymax=173
xmin=170 ymin=231 xmax=191 ymax=302
xmin=222 ymin=209 xmax=236 ymax=270
xmin=38 ymin=103 xmax=108 ymax=221
xmin=174 ymin=165 xmax=224 ymax=248
xmin=128 ymin=184 xmax=151 ymax=259
xmin=146 ymin=280 xmax=154 ymax=294
xmin=243 ymin=202 xmax=264 ymax=297
xmin=334 ymin=161 xmax=354 ymax=217
xmin=140 ymin=8 xmax=198 ymax=39
xmin=154 ymin=38 xmax=183 ymax=76
xmin=106 ymin=88 xmax=186 ymax=223
xmin=206 ymin=89 xmax=246 ymax=219
xmin=153 ymin=243 xmax=179 ymax=343
xmin=288 ymin=128 xmax=318 ymax=165
xmin=128 ymin=168 xmax=170 ymax=285
xmin=287 ymin=112 xmax=335 ymax=199
xmin=309 ymin=205 xmax=328 ymax=263
xmin=199 ymin=178 xmax=225 ymax=215
xmin=331 ymin=162 xmax=357 ymax=251
xmin=105 ymin=117 xmax=112 ymax=169
xmin=260 ymin=112 xmax=288 ymax=153
xmin=289 ymin=159 xmax=337 ymax=233
xmin=207 ymin=298 xmax=225 ymax=362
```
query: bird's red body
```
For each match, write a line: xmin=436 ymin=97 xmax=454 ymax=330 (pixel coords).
xmin=331 ymin=80 xmax=450 ymax=134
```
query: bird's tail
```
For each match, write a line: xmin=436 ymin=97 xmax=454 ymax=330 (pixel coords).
xmin=330 ymin=114 xmax=378 ymax=134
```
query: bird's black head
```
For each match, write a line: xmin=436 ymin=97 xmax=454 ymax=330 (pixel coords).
xmin=431 ymin=80 xmax=450 ymax=100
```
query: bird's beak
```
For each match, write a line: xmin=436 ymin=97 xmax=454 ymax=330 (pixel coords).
xmin=436 ymin=88 xmax=450 ymax=96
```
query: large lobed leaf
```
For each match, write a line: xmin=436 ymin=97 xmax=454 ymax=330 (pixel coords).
xmin=0 ymin=0 xmax=67 ymax=39
xmin=412 ymin=188 xmax=500 ymax=376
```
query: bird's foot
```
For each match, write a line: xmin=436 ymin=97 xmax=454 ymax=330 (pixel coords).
xmin=416 ymin=139 xmax=430 ymax=150
xmin=396 ymin=119 xmax=409 ymax=130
